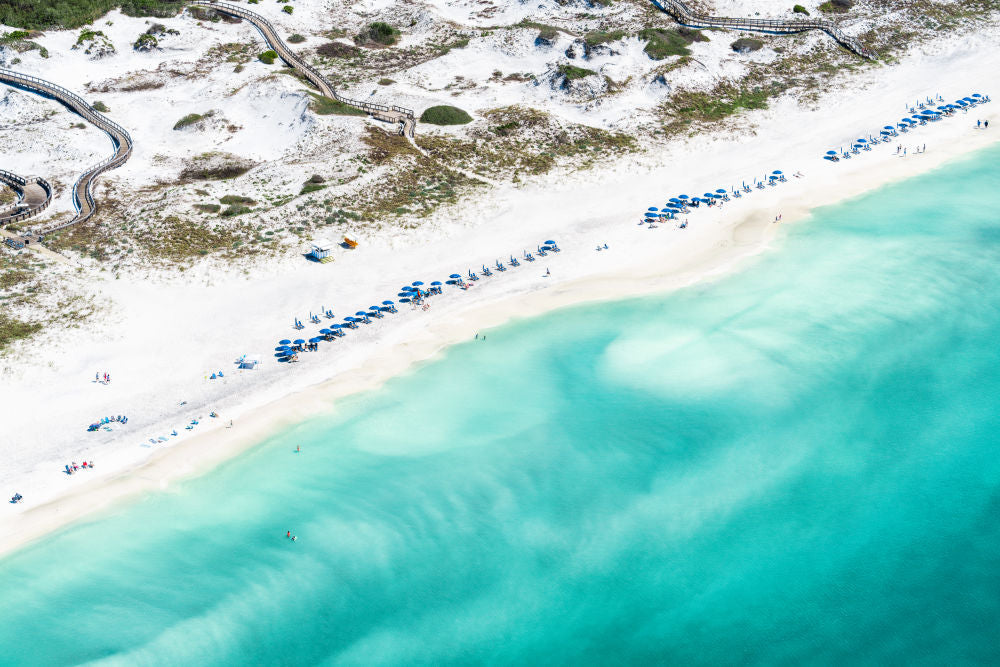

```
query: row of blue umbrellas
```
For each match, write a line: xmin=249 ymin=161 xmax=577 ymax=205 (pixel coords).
xmin=826 ymin=93 xmax=987 ymax=161
xmin=645 ymin=173 xmax=783 ymax=221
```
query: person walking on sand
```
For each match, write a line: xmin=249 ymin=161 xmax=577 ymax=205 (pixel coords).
xmin=977 ymin=119 xmax=981 ymax=128
xmin=986 ymin=120 xmax=990 ymax=129
xmin=546 ymin=268 xmax=550 ymax=276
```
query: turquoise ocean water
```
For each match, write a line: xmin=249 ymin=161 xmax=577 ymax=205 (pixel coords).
xmin=3 ymin=145 xmax=1000 ymax=665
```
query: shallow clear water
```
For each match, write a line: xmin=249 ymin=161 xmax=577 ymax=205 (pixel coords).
xmin=3 ymin=146 xmax=1000 ymax=666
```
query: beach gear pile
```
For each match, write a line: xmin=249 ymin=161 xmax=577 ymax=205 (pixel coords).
xmin=274 ymin=239 xmax=561 ymax=362
xmin=88 ymin=415 xmax=128 ymax=431
xmin=824 ymin=92 xmax=990 ymax=162
xmin=643 ymin=173 xmax=787 ymax=225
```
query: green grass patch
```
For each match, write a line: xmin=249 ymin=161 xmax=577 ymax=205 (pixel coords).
xmin=91 ymin=100 xmax=109 ymax=112
xmin=419 ymin=105 xmax=473 ymax=125
xmin=287 ymin=33 xmax=305 ymax=43
xmin=193 ymin=203 xmax=221 ymax=213
xmin=557 ymin=64 xmax=596 ymax=80
xmin=259 ymin=49 xmax=277 ymax=64
xmin=584 ymin=30 xmax=624 ymax=46
xmin=638 ymin=27 xmax=707 ymax=60
xmin=665 ymin=84 xmax=774 ymax=125
xmin=0 ymin=314 xmax=41 ymax=351
xmin=308 ymin=91 xmax=366 ymax=116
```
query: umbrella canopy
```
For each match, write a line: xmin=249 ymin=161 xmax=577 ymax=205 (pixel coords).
xmin=355 ymin=311 xmax=369 ymax=316
xmin=883 ymin=125 xmax=894 ymax=130
xmin=826 ymin=150 xmax=837 ymax=155
xmin=344 ymin=317 xmax=356 ymax=322
xmin=545 ymin=240 xmax=556 ymax=245
xmin=669 ymin=197 xmax=681 ymax=203
xmin=703 ymin=192 xmax=714 ymax=198
xmin=647 ymin=207 xmax=658 ymax=212
xmin=399 ymin=297 xmax=410 ymax=303
xmin=715 ymin=188 xmax=726 ymax=193
xmin=430 ymin=281 xmax=442 ymax=286
xmin=330 ymin=324 xmax=342 ymax=329
xmin=319 ymin=329 xmax=331 ymax=334
xmin=309 ymin=337 xmax=323 ymax=343
xmin=678 ymin=194 xmax=689 ymax=199
xmin=279 ymin=339 xmax=291 ymax=345
xmin=382 ymin=300 xmax=394 ymax=305
xmin=412 ymin=281 xmax=424 ymax=286
xmin=772 ymin=170 xmax=783 ymax=174
xmin=856 ymin=139 xmax=867 ymax=143
xmin=294 ymin=339 xmax=305 ymax=344
xmin=449 ymin=274 xmax=461 ymax=279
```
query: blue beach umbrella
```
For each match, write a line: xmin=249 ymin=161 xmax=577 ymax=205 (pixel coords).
xmin=431 ymin=281 xmax=442 ymax=286
xmin=294 ymin=339 xmax=305 ymax=345
xmin=344 ymin=317 xmax=356 ymax=322
xmin=772 ymin=170 xmax=783 ymax=175
xmin=309 ymin=337 xmax=323 ymax=343
xmin=449 ymin=274 xmax=461 ymax=279
xmin=826 ymin=150 xmax=837 ymax=155
xmin=382 ymin=300 xmax=394 ymax=305
xmin=356 ymin=311 xmax=369 ymax=317
xmin=330 ymin=324 xmax=342 ymax=329
xmin=279 ymin=339 xmax=291 ymax=345
xmin=319 ymin=328 xmax=331 ymax=334
xmin=715 ymin=188 xmax=726 ymax=194
xmin=412 ymin=281 xmax=424 ymax=286
xmin=669 ymin=197 xmax=681 ymax=203
xmin=545 ymin=240 xmax=556 ymax=245
xmin=399 ymin=297 xmax=410 ymax=303
xmin=678 ymin=194 xmax=689 ymax=199
xmin=647 ymin=207 xmax=658 ymax=212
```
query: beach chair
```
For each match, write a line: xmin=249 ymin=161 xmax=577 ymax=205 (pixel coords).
xmin=551 ymin=245 xmax=561 ymax=253
xmin=468 ymin=271 xmax=478 ymax=280
xmin=732 ymin=190 xmax=741 ymax=198
xmin=482 ymin=266 xmax=493 ymax=276
xmin=496 ymin=261 xmax=506 ymax=272
xmin=510 ymin=256 xmax=520 ymax=267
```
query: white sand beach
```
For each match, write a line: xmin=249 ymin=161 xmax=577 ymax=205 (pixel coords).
xmin=2 ymin=10 xmax=999 ymax=556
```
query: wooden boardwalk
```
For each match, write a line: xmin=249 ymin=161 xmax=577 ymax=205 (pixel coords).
xmin=0 ymin=170 xmax=52 ymax=225
xmin=0 ymin=68 xmax=133 ymax=235
xmin=192 ymin=0 xmax=417 ymax=136
xmin=649 ymin=0 xmax=877 ymax=60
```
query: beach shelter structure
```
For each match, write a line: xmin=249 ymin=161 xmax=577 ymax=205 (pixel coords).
xmin=308 ymin=239 xmax=334 ymax=263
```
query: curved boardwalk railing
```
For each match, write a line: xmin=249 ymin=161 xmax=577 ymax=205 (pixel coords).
xmin=0 ymin=68 xmax=134 ymax=234
xmin=0 ymin=169 xmax=53 ymax=225
xmin=193 ymin=0 xmax=417 ymax=136
xmin=649 ymin=0 xmax=877 ymax=60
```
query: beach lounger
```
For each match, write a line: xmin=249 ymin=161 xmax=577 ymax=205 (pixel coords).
xmin=482 ymin=266 xmax=493 ymax=276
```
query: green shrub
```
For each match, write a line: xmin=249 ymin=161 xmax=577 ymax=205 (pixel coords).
xmin=793 ymin=4 xmax=809 ymax=15
xmin=419 ymin=105 xmax=473 ymax=125
xmin=0 ymin=1 xmax=184 ymax=29
xmin=307 ymin=174 xmax=325 ymax=184
xmin=221 ymin=204 xmax=252 ymax=216
xmin=557 ymin=64 xmax=595 ymax=80
xmin=173 ymin=112 xmax=207 ymax=129
xmin=638 ymin=27 xmax=707 ymax=60
xmin=287 ymin=33 xmax=305 ymax=43
xmin=819 ymin=0 xmax=853 ymax=12
xmin=316 ymin=41 xmax=360 ymax=58
xmin=193 ymin=203 xmax=221 ymax=213
xmin=300 ymin=183 xmax=326 ymax=195
xmin=259 ymin=49 xmax=277 ymax=64
xmin=731 ymin=38 xmax=763 ymax=53
xmin=356 ymin=21 xmax=399 ymax=46
xmin=282 ymin=5 xmax=293 ymax=14
xmin=91 ymin=100 xmax=109 ymax=112
xmin=219 ymin=194 xmax=255 ymax=205
xmin=308 ymin=92 xmax=366 ymax=115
